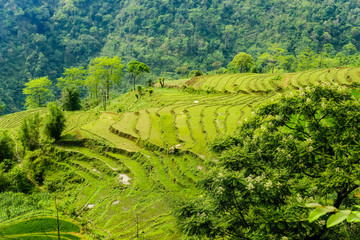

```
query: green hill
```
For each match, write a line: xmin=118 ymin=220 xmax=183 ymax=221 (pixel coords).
xmin=1 ymin=68 xmax=360 ymax=239
xmin=1 ymin=0 xmax=360 ymax=114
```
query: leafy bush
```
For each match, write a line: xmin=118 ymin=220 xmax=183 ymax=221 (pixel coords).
xmin=19 ymin=114 xmax=41 ymax=151
xmin=0 ymin=132 xmax=14 ymax=170
xmin=44 ymin=103 xmax=66 ymax=141
xmin=8 ymin=166 xmax=33 ymax=193
xmin=177 ymin=84 xmax=360 ymax=239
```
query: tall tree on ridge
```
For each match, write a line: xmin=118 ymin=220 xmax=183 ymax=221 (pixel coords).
xmin=127 ymin=61 xmax=151 ymax=91
xmin=23 ymin=77 xmax=53 ymax=109
xmin=87 ymin=56 xmax=124 ymax=109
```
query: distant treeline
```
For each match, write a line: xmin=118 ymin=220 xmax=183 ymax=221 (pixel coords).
xmin=1 ymin=0 xmax=360 ymax=113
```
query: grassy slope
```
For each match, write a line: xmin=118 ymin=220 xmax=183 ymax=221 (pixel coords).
xmin=1 ymin=68 xmax=360 ymax=239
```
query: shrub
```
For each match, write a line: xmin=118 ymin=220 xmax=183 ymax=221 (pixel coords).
xmin=44 ymin=103 xmax=66 ymax=141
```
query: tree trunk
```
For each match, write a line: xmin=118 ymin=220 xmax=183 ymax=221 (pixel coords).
xmin=106 ymin=77 xmax=110 ymax=100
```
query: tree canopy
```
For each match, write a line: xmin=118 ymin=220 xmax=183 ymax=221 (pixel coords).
xmin=126 ymin=61 xmax=150 ymax=91
xmin=87 ymin=56 xmax=124 ymax=109
xmin=23 ymin=77 xmax=53 ymax=109
xmin=44 ymin=103 xmax=66 ymax=141
xmin=1 ymin=0 xmax=360 ymax=114
xmin=19 ymin=114 xmax=41 ymax=151
xmin=0 ymin=132 xmax=14 ymax=170
xmin=177 ymin=84 xmax=360 ymax=239
xmin=56 ymin=67 xmax=86 ymax=90
xmin=228 ymin=52 xmax=254 ymax=73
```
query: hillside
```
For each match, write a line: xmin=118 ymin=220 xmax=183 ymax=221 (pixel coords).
xmin=1 ymin=0 xmax=360 ymax=113
xmin=1 ymin=68 xmax=360 ymax=239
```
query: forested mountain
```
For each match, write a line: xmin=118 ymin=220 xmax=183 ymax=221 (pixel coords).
xmin=1 ymin=0 xmax=360 ymax=113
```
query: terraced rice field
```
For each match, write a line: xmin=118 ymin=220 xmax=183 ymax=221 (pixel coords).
xmin=49 ymin=141 xmax=203 ymax=239
xmin=0 ymin=108 xmax=46 ymax=130
xmin=109 ymin=93 xmax=276 ymax=156
xmin=187 ymin=67 xmax=360 ymax=93
xmin=286 ymin=67 xmax=360 ymax=88
xmin=3 ymin=68 xmax=360 ymax=239
xmin=0 ymin=217 xmax=81 ymax=239
xmin=188 ymin=73 xmax=282 ymax=93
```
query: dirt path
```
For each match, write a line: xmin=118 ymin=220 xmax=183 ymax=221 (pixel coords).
xmin=282 ymin=74 xmax=291 ymax=87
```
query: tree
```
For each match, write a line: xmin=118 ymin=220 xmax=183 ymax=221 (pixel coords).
xmin=19 ymin=114 xmax=41 ymax=151
xmin=228 ymin=52 xmax=253 ymax=73
xmin=87 ymin=56 xmax=124 ymax=109
xmin=0 ymin=132 xmax=14 ymax=171
xmin=177 ymin=84 xmax=360 ymax=239
xmin=126 ymin=61 xmax=150 ymax=91
xmin=158 ymin=77 xmax=165 ymax=88
xmin=342 ymin=42 xmax=357 ymax=57
xmin=56 ymin=66 xmax=86 ymax=90
xmin=297 ymin=47 xmax=316 ymax=70
xmin=44 ymin=103 xmax=66 ymax=141
xmin=23 ymin=77 xmax=53 ymax=109
xmin=0 ymin=103 xmax=5 ymax=113
xmin=61 ymin=86 xmax=81 ymax=111
xmin=175 ymin=63 xmax=189 ymax=77
xmin=258 ymin=43 xmax=286 ymax=73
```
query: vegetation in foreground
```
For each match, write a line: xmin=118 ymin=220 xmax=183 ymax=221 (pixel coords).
xmin=177 ymin=84 xmax=360 ymax=239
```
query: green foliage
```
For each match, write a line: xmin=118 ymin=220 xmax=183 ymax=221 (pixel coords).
xmin=44 ymin=103 xmax=66 ymax=141
xmin=56 ymin=67 xmax=86 ymax=90
xmin=87 ymin=56 xmax=124 ymax=109
xmin=0 ymin=103 xmax=5 ymax=113
xmin=61 ymin=87 xmax=81 ymax=111
xmin=7 ymin=166 xmax=33 ymax=193
xmin=188 ymin=70 xmax=203 ymax=78
xmin=229 ymin=52 xmax=254 ymax=73
xmin=0 ymin=132 xmax=14 ymax=167
xmin=257 ymin=43 xmax=287 ymax=73
xmin=178 ymin=84 xmax=360 ymax=239
xmin=2 ymin=1 xmax=360 ymax=113
xmin=0 ymin=192 xmax=51 ymax=221
xmin=127 ymin=61 xmax=151 ymax=91
xmin=308 ymin=204 xmax=360 ymax=228
xmin=0 ymin=217 xmax=80 ymax=238
xmin=19 ymin=114 xmax=41 ymax=151
xmin=23 ymin=77 xmax=53 ymax=109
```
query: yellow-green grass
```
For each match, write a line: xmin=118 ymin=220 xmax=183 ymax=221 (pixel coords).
xmin=107 ymin=93 xmax=277 ymax=157
xmin=185 ymin=104 xmax=207 ymax=155
xmin=297 ymin=69 xmax=319 ymax=86
xmin=162 ymin=78 xmax=190 ymax=87
xmin=63 ymin=111 xmax=97 ymax=133
xmin=0 ymin=217 xmax=82 ymax=240
xmin=81 ymin=117 xmax=140 ymax=152
xmin=188 ymin=73 xmax=283 ymax=93
xmin=112 ymin=111 xmax=140 ymax=137
xmin=202 ymin=105 xmax=221 ymax=139
xmin=286 ymin=68 xmax=360 ymax=88
xmin=135 ymin=109 xmax=151 ymax=140
xmin=147 ymin=108 xmax=165 ymax=147
xmin=0 ymin=108 xmax=46 ymax=130
xmin=158 ymin=107 xmax=178 ymax=147
xmin=223 ymin=74 xmax=250 ymax=92
xmin=348 ymin=68 xmax=360 ymax=83
xmin=173 ymin=105 xmax=195 ymax=148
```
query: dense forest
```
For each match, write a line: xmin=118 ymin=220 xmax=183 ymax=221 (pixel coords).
xmin=1 ymin=0 xmax=360 ymax=114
